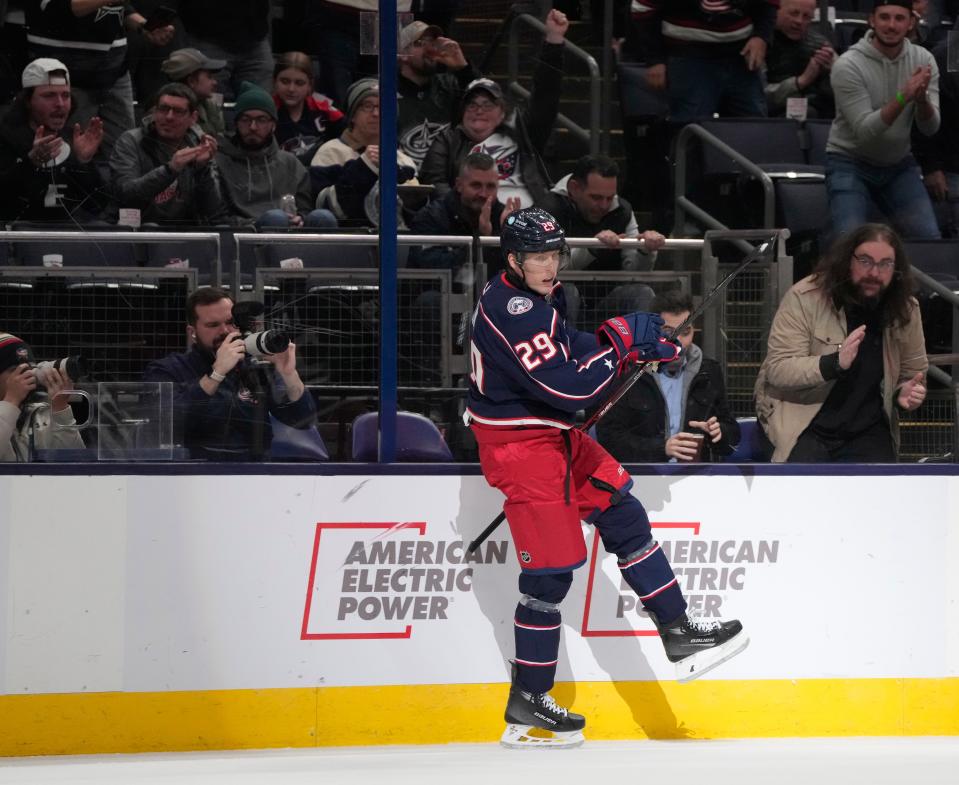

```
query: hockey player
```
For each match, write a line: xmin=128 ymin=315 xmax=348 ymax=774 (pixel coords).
xmin=467 ymin=207 xmax=749 ymax=748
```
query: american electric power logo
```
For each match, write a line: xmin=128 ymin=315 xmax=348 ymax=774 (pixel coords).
xmin=300 ymin=522 xmax=510 ymax=640
xmin=580 ymin=522 xmax=780 ymax=637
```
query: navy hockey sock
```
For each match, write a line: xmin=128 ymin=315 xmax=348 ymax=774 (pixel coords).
xmin=618 ymin=539 xmax=687 ymax=625
xmin=513 ymin=599 xmax=561 ymax=694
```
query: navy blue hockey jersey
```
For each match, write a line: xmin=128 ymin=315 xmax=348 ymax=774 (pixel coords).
xmin=466 ymin=273 xmax=619 ymax=429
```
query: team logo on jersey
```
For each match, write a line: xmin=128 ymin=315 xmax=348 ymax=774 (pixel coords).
xmin=520 ymin=550 xmax=532 ymax=563
xmin=507 ymin=296 xmax=533 ymax=315
xmin=95 ymin=6 xmax=126 ymax=23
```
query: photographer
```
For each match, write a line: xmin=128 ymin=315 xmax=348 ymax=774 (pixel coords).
xmin=143 ymin=287 xmax=316 ymax=461
xmin=0 ymin=332 xmax=84 ymax=462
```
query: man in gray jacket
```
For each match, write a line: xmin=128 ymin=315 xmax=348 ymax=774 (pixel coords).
xmin=215 ymin=82 xmax=336 ymax=229
xmin=110 ymin=83 xmax=228 ymax=226
xmin=826 ymin=1 xmax=940 ymax=239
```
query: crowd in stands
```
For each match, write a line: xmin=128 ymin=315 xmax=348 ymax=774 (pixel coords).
xmin=0 ymin=1 xmax=953 ymax=465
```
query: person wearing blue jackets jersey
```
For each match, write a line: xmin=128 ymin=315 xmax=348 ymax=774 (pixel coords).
xmin=466 ymin=207 xmax=749 ymax=748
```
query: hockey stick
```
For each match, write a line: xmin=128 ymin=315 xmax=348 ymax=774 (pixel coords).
xmin=466 ymin=235 xmax=778 ymax=554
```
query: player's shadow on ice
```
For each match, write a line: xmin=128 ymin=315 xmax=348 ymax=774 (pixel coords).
xmin=457 ymin=472 xmax=693 ymax=740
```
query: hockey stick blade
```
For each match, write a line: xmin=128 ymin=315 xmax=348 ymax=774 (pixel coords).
xmin=467 ymin=235 xmax=778 ymax=554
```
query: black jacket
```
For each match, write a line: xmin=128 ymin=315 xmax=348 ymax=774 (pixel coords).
xmin=397 ymin=63 xmax=480 ymax=167
xmin=913 ymin=39 xmax=959 ymax=177
xmin=595 ymin=347 xmax=740 ymax=463
xmin=419 ymin=42 xmax=564 ymax=204
xmin=0 ymin=103 xmax=107 ymax=222
xmin=178 ymin=0 xmax=270 ymax=48
xmin=143 ymin=346 xmax=316 ymax=461
xmin=407 ymin=188 xmax=507 ymax=275
xmin=539 ymin=175 xmax=648 ymax=271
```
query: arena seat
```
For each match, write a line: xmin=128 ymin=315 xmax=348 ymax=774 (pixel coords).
xmin=803 ymin=119 xmax=832 ymax=168
xmin=776 ymin=178 xmax=831 ymax=278
xmin=351 ymin=411 xmax=453 ymax=462
xmin=722 ymin=417 xmax=773 ymax=463
xmin=268 ymin=414 xmax=330 ymax=461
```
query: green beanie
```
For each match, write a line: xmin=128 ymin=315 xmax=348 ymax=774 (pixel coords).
xmin=233 ymin=81 xmax=277 ymax=121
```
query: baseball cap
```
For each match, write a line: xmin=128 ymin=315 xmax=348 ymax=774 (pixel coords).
xmin=161 ymin=48 xmax=227 ymax=81
xmin=399 ymin=20 xmax=443 ymax=52
xmin=464 ymin=78 xmax=504 ymax=103
xmin=21 ymin=59 xmax=70 ymax=89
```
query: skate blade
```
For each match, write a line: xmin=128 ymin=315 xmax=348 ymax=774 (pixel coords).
xmin=500 ymin=723 xmax=585 ymax=750
xmin=675 ymin=630 xmax=750 ymax=684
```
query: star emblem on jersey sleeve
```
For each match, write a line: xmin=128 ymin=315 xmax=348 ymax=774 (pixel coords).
xmin=604 ymin=358 xmax=614 ymax=370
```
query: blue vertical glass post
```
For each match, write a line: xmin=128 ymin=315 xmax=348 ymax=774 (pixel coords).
xmin=378 ymin=0 xmax=398 ymax=462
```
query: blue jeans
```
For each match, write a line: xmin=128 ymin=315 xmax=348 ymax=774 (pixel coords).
xmin=667 ymin=55 xmax=767 ymax=122
xmin=825 ymin=152 xmax=941 ymax=239
xmin=256 ymin=209 xmax=338 ymax=229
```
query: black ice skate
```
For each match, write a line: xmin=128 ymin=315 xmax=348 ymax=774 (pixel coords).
xmin=655 ymin=612 xmax=750 ymax=683
xmin=501 ymin=665 xmax=586 ymax=749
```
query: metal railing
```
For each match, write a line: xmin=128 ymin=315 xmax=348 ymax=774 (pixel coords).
xmin=508 ymin=13 xmax=601 ymax=157
xmin=0 ymin=230 xmax=222 ymax=283
xmin=673 ymin=123 xmax=780 ymax=237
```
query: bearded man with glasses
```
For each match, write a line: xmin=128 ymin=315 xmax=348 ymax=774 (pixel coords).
xmin=755 ymin=223 xmax=928 ymax=462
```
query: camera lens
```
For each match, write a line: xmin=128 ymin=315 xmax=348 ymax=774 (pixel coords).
xmin=242 ymin=330 xmax=290 ymax=357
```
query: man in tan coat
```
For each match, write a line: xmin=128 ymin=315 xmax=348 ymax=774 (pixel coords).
xmin=755 ymin=223 xmax=928 ymax=462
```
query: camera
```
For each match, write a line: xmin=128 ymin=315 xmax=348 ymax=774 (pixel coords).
xmin=231 ymin=301 xmax=290 ymax=359
xmin=32 ymin=355 xmax=85 ymax=385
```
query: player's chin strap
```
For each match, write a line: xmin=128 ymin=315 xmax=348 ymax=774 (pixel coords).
xmin=467 ymin=234 xmax=779 ymax=554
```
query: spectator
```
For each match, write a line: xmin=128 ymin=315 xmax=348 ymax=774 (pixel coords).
xmin=913 ymin=38 xmax=959 ymax=236
xmin=177 ymin=0 xmax=272 ymax=98
xmin=409 ymin=151 xmax=520 ymax=275
xmin=765 ymin=0 xmax=836 ymax=119
xmin=126 ymin=0 xmax=180 ymax=109
xmin=0 ymin=58 xmax=108 ymax=222
xmin=538 ymin=154 xmax=668 ymax=328
xmin=304 ymin=0 xmax=413 ymax=109
xmin=160 ymin=47 xmax=227 ymax=137
xmin=110 ymin=82 xmax=228 ymax=226
xmin=25 ymin=0 xmax=175 ymax=163
xmin=595 ymin=290 xmax=740 ymax=463
xmin=397 ymin=20 xmax=479 ymax=168
xmin=1 ymin=331 xmax=84 ymax=462
xmin=539 ymin=155 xmax=665 ymax=273
xmin=143 ymin=287 xmax=316 ymax=461
xmin=216 ymin=81 xmax=336 ymax=229
xmin=754 ymin=223 xmax=928 ymax=462
xmin=631 ymin=0 xmax=776 ymax=122
xmin=419 ymin=8 xmax=569 ymax=207
xmin=310 ymin=77 xmax=418 ymax=227
xmin=826 ymin=1 xmax=941 ymax=239
xmin=1 ymin=0 xmax=29 ymax=105
xmin=272 ymin=51 xmax=345 ymax=165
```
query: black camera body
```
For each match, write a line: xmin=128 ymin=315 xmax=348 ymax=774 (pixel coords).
xmin=231 ymin=301 xmax=290 ymax=359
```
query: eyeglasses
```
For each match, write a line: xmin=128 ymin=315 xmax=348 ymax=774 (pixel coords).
xmin=155 ymin=104 xmax=190 ymax=117
xmin=852 ymin=255 xmax=896 ymax=273
xmin=237 ymin=115 xmax=275 ymax=127
xmin=354 ymin=100 xmax=379 ymax=114
xmin=465 ymin=100 xmax=499 ymax=112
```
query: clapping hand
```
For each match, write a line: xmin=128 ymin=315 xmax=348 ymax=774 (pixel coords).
xmin=72 ymin=117 xmax=104 ymax=163
xmin=897 ymin=372 xmax=927 ymax=411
